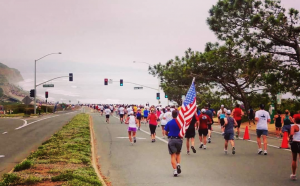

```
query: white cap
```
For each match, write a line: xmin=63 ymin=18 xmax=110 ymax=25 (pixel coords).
xmin=129 ymin=111 xmax=134 ymax=115
xmin=221 ymin=105 xmax=224 ymax=108
xmin=201 ymin=109 xmax=206 ymax=113
xmin=226 ymin=110 xmax=231 ymax=115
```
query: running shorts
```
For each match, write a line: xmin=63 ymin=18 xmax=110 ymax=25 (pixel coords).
xmin=220 ymin=118 xmax=225 ymax=127
xmin=106 ymin=115 xmax=110 ymax=119
xmin=235 ymin=120 xmax=242 ymax=128
xmin=198 ymin=129 xmax=208 ymax=136
xmin=224 ymin=132 xmax=234 ymax=140
xmin=137 ymin=116 xmax=141 ymax=120
xmin=128 ymin=127 xmax=137 ymax=132
xmin=256 ymin=129 xmax=268 ymax=137
xmin=168 ymin=138 xmax=183 ymax=154
xmin=149 ymin=124 xmax=157 ymax=134
xmin=120 ymin=114 xmax=124 ymax=118
xmin=291 ymin=142 xmax=300 ymax=153
xmin=208 ymin=124 xmax=212 ymax=130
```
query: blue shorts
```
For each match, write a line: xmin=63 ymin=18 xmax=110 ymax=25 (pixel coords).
xmin=256 ymin=129 xmax=268 ymax=137
xmin=282 ymin=125 xmax=291 ymax=133
xmin=224 ymin=132 xmax=234 ymax=140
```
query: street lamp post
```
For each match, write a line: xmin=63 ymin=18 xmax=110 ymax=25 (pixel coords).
xmin=34 ymin=52 xmax=61 ymax=114
xmin=133 ymin=61 xmax=161 ymax=105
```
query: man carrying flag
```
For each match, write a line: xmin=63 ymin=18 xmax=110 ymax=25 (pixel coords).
xmin=164 ymin=79 xmax=196 ymax=177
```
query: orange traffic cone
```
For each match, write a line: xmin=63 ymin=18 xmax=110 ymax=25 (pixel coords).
xmin=280 ymin=132 xmax=289 ymax=149
xmin=243 ymin=126 xmax=250 ymax=140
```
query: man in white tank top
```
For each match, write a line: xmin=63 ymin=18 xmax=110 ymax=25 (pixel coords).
xmin=290 ymin=114 xmax=300 ymax=180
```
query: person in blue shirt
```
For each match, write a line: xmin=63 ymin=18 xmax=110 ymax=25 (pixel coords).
xmin=164 ymin=110 xmax=182 ymax=177
xmin=205 ymin=105 xmax=214 ymax=143
xmin=143 ymin=108 xmax=149 ymax=123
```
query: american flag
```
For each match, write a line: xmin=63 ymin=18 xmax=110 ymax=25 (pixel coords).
xmin=176 ymin=80 xmax=197 ymax=138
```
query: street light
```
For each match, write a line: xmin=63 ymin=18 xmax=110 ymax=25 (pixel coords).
xmin=34 ymin=52 xmax=61 ymax=114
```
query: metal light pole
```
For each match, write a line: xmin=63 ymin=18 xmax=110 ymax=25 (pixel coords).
xmin=34 ymin=52 xmax=61 ymax=114
xmin=133 ymin=61 xmax=161 ymax=105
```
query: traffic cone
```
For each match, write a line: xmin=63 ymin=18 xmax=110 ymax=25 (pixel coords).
xmin=243 ymin=126 xmax=250 ymax=140
xmin=280 ymin=132 xmax=289 ymax=149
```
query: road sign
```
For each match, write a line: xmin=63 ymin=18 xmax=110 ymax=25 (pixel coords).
xmin=43 ymin=84 xmax=54 ymax=88
xmin=134 ymin=87 xmax=143 ymax=90
xmin=22 ymin=96 xmax=32 ymax=105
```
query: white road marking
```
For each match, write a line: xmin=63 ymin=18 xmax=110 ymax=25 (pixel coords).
xmin=0 ymin=155 xmax=5 ymax=158
xmin=15 ymin=115 xmax=60 ymax=130
xmin=2 ymin=132 xmax=7 ymax=134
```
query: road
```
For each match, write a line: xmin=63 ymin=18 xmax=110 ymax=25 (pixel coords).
xmin=0 ymin=110 xmax=80 ymax=176
xmin=91 ymin=112 xmax=299 ymax=186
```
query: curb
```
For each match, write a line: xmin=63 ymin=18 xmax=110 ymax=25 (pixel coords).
xmin=89 ymin=115 xmax=109 ymax=186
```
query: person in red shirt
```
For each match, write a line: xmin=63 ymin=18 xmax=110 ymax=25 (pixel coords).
xmin=232 ymin=104 xmax=244 ymax=139
xmin=197 ymin=109 xmax=212 ymax=149
xmin=148 ymin=109 xmax=158 ymax=142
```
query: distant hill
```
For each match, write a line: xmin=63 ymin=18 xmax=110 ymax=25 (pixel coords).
xmin=0 ymin=63 xmax=23 ymax=84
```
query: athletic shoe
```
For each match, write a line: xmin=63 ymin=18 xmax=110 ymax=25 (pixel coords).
xmin=154 ymin=139 xmax=156 ymax=142
xmin=173 ymin=169 xmax=178 ymax=177
xmin=131 ymin=142 xmax=133 ymax=146
xmin=208 ymin=138 xmax=211 ymax=143
xmin=236 ymin=134 xmax=238 ymax=139
xmin=290 ymin=174 xmax=297 ymax=181
xmin=134 ymin=137 xmax=136 ymax=143
xmin=187 ymin=151 xmax=190 ymax=155
xmin=191 ymin=146 xmax=196 ymax=153
xmin=232 ymin=147 xmax=235 ymax=155
xmin=138 ymin=128 xmax=140 ymax=131
xmin=264 ymin=150 xmax=267 ymax=155
xmin=199 ymin=144 xmax=203 ymax=148
xmin=151 ymin=139 xmax=154 ymax=143
xmin=224 ymin=150 xmax=227 ymax=154
xmin=203 ymin=145 xmax=206 ymax=149
xmin=177 ymin=165 xmax=181 ymax=174
xmin=221 ymin=132 xmax=224 ymax=136
xmin=258 ymin=149 xmax=263 ymax=155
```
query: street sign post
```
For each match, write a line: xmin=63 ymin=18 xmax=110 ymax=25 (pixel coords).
xmin=134 ymin=87 xmax=143 ymax=90
xmin=43 ymin=84 xmax=54 ymax=88
xmin=22 ymin=96 xmax=32 ymax=106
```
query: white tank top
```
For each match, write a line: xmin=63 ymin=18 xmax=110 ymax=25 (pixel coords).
xmin=128 ymin=116 xmax=136 ymax=128
xmin=293 ymin=124 xmax=300 ymax=142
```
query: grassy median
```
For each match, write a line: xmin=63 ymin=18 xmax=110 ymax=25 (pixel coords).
xmin=0 ymin=113 xmax=102 ymax=186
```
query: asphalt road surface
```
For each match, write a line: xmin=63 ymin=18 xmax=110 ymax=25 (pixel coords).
xmin=91 ymin=112 xmax=299 ymax=186
xmin=0 ymin=110 xmax=80 ymax=176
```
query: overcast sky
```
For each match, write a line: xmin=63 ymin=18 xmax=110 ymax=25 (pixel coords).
xmin=0 ymin=0 xmax=298 ymax=104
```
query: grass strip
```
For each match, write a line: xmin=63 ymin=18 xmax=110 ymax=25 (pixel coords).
xmin=0 ymin=113 xmax=102 ymax=186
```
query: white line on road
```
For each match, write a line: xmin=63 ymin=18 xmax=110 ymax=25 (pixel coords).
xmin=20 ymin=119 xmax=27 ymax=126
xmin=116 ymin=137 xmax=147 ymax=139
xmin=2 ymin=132 xmax=7 ymax=134
xmin=0 ymin=155 xmax=5 ymax=158
xmin=15 ymin=115 xmax=60 ymax=130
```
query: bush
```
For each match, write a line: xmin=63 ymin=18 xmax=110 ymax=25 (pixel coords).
xmin=14 ymin=160 xmax=33 ymax=172
xmin=0 ymin=173 xmax=21 ymax=185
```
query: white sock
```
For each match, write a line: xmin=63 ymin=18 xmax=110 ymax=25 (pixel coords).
xmin=177 ymin=163 xmax=180 ymax=166
xmin=259 ymin=148 xmax=262 ymax=151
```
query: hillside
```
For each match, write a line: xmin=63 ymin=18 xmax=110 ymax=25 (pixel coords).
xmin=0 ymin=63 xmax=23 ymax=84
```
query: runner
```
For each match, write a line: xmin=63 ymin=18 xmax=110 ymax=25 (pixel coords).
xmin=274 ymin=110 xmax=282 ymax=138
xmin=143 ymin=107 xmax=149 ymax=124
xmin=99 ymin=105 xmax=104 ymax=116
xmin=136 ymin=109 xmax=142 ymax=130
xmin=217 ymin=105 xmax=227 ymax=135
xmin=125 ymin=111 xmax=137 ymax=145
xmin=248 ymin=106 xmax=255 ymax=127
xmin=198 ymin=109 xmax=212 ymax=149
xmin=119 ymin=105 xmax=125 ymax=124
xmin=255 ymin=104 xmax=271 ymax=155
xmin=110 ymin=105 xmax=114 ymax=115
xmin=289 ymin=114 xmax=300 ymax=180
xmin=282 ymin=110 xmax=294 ymax=136
xmin=104 ymin=106 xmax=111 ymax=124
xmin=148 ymin=109 xmax=158 ymax=142
xmin=159 ymin=108 xmax=167 ymax=138
xmin=157 ymin=108 xmax=161 ymax=128
xmin=232 ymin=104 xmax=244 ymax=139
xmin=141 ymin=107 xmax=145 ymax=123
xmin=205 ymin=105 xmax=213 ymax=143
xmin=185 ymin=110 xmax=198 ymax=154
xmin=164 ymin=110 xmax=183 ymax=177
xmin=224 ymin=110 xmax=237 ymax=154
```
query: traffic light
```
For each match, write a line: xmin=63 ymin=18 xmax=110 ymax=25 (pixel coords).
xmin=120 ymin=79 xmax=123 ymax=86
xmin=156 ymin=93 xmax=160 ymax=100
xmin=30 ymin=89 xmax=35 ymax=97
xmin=69 ymin=73 xmax=73 ymax=81
xmin=104 ymin=78 xmax=108 ymax=85
xmin=165 ymin=94 xmax=168 ymax=98
xmin=45 ymin=91 xmax=48 ymax=98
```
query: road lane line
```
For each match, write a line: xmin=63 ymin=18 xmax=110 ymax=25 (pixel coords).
xmin=2 ymin=132 xmax=7 ymax=134
xmin=0 ymin=155 xmax=4 ymax=158
xmin=116 ymin=137 xmax=147 ymax=139
xmin=20 ymin=119 xmax=27 ymax=126
xmin=15 ymin=115 xmax=60 ymax=130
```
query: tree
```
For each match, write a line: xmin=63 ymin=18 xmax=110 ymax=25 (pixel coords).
xmin=207 ymin=0 xmax=300 ymax=95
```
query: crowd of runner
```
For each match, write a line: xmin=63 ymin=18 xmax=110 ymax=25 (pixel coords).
xmin=88 ymin=103 xmax=300 ymax=180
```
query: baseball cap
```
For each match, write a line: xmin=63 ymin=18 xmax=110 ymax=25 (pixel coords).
xmin=129 ymin=111 xmax=134 ymax=115
xmin=201 ymin=109 xmax=206 ymax=113
xmin=221 ymin=105 xmax=224 ymax=108
xmin=226 ymin=110 xmax=231 ymax=115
